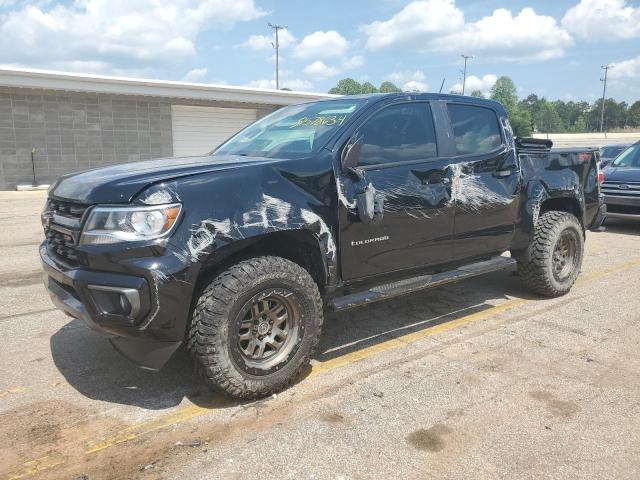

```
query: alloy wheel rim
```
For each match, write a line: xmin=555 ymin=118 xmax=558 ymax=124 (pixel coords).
xmin=552 ymin=230 xmax=578 ymax=281
xmin=235 ymin=289 xmax=300 ymax=372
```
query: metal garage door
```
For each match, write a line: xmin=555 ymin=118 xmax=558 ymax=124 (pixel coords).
xmin=171 ymin=105 xmax=258 ymax=156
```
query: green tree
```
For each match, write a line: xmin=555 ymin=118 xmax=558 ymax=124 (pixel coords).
xmin=329 ymin=78 xmax=363 ymax=95
xmin=536 ymin=101 xmax=563 ymax=132
xmin=628 ymin=101 xmax=640 ymax=128
xmin=470 ymin=90 xmax=485 ymax=98
xmin=379 ymin=81 xmax=402 ymax=93
xmin=361 ymin=82 xmax=379 ymax=94
xmin=490 ymin=77 xmax=518 ymax=115
xmin=587 ymin=99 xmax=629 ymax=132
xmin=490 ymin=76 xmax=531 ymax=137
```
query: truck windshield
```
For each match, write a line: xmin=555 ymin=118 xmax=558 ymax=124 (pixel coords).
xmin=214 ymin=99 xmax=366 ymax=159
xmin=612 ymin=144 xmax=640 ymax=168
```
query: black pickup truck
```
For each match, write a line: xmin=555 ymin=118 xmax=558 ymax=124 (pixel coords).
xmin=41 ymin=93 xmax=606 ymax=399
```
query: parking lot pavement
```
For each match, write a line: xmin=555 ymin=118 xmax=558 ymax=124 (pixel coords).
xmin=0 ymin=191 xmax=639 ymax=480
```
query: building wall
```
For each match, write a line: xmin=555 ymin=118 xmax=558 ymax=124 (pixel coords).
xmin=0 ymin=86 xmax=276 ymax=190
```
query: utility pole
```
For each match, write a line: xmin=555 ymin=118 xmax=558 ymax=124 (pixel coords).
xmin=461 ymin=54 xmax=473 ymax=95
xmin=600 ymin=64 xmax=613 ymax=133
xmin=268 ymin=23 xmax=287 ymax=90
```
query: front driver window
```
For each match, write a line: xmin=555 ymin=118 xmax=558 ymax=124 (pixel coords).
xmin=357 ymin=103 xmax=438 ymax=167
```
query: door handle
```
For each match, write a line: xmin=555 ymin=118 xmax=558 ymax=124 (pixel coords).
xmin=493 ymin=169 xmax=514 ymax=178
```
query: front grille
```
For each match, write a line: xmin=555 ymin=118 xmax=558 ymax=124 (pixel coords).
xmin=602 ymin=181 xmax=640 ymax=198
xmin=43 ymin=199 xmax=90 ymax=267
xmin=45 ymin=228 xmax=80 ymax=264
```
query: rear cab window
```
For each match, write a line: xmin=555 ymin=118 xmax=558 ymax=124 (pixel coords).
xmin=447 ymin=104 xmax=503 ymax=156
xmin=357 ymin=102 xmax=438 ymax=167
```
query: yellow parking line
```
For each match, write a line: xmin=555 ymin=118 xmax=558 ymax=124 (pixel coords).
xmin=7 ymin=256 xmax=640 ymax=479
xmin=86 ymin=404 xmax=211 ymax=453
xmin=6 ymin=456 xmax=65 ymax=480
xmin=309 ymin=298 xmax=529 ymax=377
xmin=0 ymin=386 xmax=26 ymax=398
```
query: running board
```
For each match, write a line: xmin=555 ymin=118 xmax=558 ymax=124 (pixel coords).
xmin=329 ymin=256 xmax=517 ymax=312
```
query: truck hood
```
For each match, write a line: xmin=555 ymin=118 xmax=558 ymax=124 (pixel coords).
xmin=603 ymin=166 xmax=640 ymax=183
xmin=51 ymin=155 xmax=281 ymax=204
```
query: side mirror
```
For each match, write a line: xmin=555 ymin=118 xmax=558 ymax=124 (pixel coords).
xmin=341 ymin=134 xmax=364 ymax=177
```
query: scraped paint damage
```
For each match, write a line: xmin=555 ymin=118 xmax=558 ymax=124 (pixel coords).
xmin=300 ymin=209 xmax=337 ymax=259
xmin=143 ymin=267 xmax=170 ymax=328
xmin=368 ymin=162 xmax=514 ymax=220
xmin=336 ymin=178 xmax=357 ymax=210
xmin=242 ymin=194 xmax=292 ymax=228
xmin=173 ymin=219 xmax=234 ymax=264
xmin=174 ymin=194 xmax=337 ymax=267
xmin=140 ymin=184 xmax=181 ymax=205
xmin=448 ymin=163 xmax=514 ymax=210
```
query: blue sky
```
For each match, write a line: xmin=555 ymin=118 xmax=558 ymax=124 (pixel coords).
xmin=1 ymin=0 xmax=639 ymax=102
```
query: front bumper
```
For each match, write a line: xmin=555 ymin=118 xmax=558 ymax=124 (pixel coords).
xmin=604 ymin=194 xmax=640 ymax=217
xmin=41 ymin=245 xmax=182 ymax=369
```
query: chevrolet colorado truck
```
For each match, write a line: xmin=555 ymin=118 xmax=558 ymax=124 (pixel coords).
xmin=41 ymin=93 xmax=606 ymax=399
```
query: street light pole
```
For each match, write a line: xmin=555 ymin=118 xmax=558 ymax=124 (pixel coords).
xmin=600 ymin=64 xmax=613 ymax=133
xmin=268 ymin=23 xmax=287 ymax=90
xmin=461 ymin=54 xmax=473 ymax=95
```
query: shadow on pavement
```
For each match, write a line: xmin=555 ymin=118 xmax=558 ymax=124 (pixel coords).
xmin=602 ymin=217 xmax=640 ymax=236
xmin=50 ymin=270 xmax=525 ymax=410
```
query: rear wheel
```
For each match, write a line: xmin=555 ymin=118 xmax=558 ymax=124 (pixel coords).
xmin=515 ymin=211 xmax=584 ymax=297
xmin=187 ymin=256 xmax=323 ymax=399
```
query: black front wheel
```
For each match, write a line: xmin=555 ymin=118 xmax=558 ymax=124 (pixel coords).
xmin=187 ymin=256 xmax=323 ymax=399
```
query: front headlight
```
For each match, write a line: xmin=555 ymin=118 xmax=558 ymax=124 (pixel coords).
xmin=80 ymin=203 xmax=181 ymax=245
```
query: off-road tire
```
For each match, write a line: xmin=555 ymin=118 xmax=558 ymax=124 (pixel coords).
xmin=187 ymin=256 xmax=323 ymax=399
xmin=516 ymin=211 xmax=584 ymax=297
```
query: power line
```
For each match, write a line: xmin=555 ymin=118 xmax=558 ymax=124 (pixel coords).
xmin=461 ymin=54 xmax=473 ymax=95
xmin=600 ymin=64 xmax=613 ymax=133
xmin=268 ymin=23 xmax=287 ymax=90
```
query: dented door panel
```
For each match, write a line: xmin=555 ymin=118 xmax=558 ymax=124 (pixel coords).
xmin=337 ymin=159 xmax=455 ymax=281
xmin=449 ymin=149 xmax=521 ymax=260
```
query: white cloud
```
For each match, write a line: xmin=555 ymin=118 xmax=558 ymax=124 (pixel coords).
xmin=402 ymin=80 xmax=429 ymax=92
xmin=362 ymin=1 xmax=573 ymax=61
xmin=240 ymin=29 xmax=297 ymax=51
xmin=609 ymin=56 xmax=640 ymax=79
xmin=361 ymin=0 xmax=464 ymax=50
xmin=293 ymin=30 xmax=348 ymax=59
xmin=303 ymin=61 xmax=340 ymax=79
xmin=183 ymin=67 xmax=208 ymax=82
xmin=385 ymin=71 xmax=429 ymax=92
xmin=246 ymin=78 xmax=314 ymax=91
xmin=451 ymin=74 xmax=497 ymax=96
xmin=0 ymin=0 xmax=267 ymax=73
xmin=342 ymin=55 xmax=365 ymax=70
xmin=437 ymin=8 xmax=573 ymax=61
xmin=562 ymin=0 xmax=640 ymax=41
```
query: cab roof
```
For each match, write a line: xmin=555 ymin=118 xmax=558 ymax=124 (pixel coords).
xmin=311 ymin=92 xmax=507 ymax=115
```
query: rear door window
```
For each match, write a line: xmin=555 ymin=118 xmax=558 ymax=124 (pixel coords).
xmin=358 ymin=103 xmax=438 ymax=167
xmin=447 ymin=104 xmax=502 ymax=156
